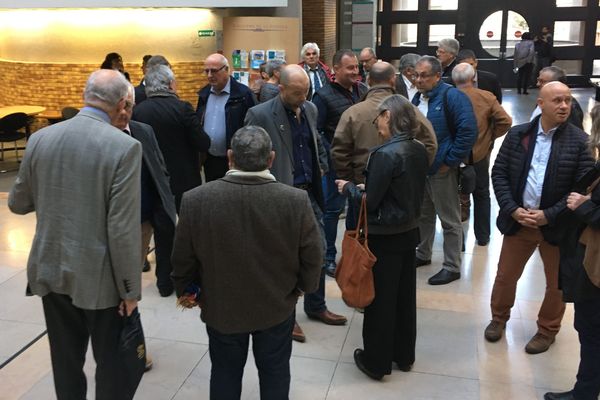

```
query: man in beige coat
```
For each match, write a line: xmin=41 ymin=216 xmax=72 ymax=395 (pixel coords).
xmin=9 ymin=69 xmax=142 ymax=399
xmin=331 ymin=61 xmax=437 ymax=186
xmin=452 ymin=62 xmax=512 ymax=246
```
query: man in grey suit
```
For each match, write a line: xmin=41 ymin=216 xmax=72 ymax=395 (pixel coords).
xmin=118 ymin=82 xmax=178 ymax=298
xmin=9 ymin=69 xmax=143 ymax=400
xmin=244 ymin=64 xmax=347 ymax=343
xmin=171 ymin=126 xmax=322 ymax=399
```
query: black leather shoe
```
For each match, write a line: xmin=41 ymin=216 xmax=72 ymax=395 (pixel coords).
xmin=395 ymin=362 xmax=412 ymax=372
xmin=158 ymin=286 xmax=174 ymax=297
xmin=415 ymin=257 xmax=431 ymax=267
xmin=324 ymin=260 xmax=337 ymax=278
xmin=544 ymin=391 xmax=575 ymax=400
xmin=428 ymin=269 xmax=460 ymax=285
xmin=477 ymin=239 xmax=489 ymax=246
xmin=143 ymin=257 xmax=151 ymax=272
xmin=354 ymin=349 xmax=383 ymax=381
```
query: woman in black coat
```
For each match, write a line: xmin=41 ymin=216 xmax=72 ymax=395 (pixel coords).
xmin=545 ymin=105 xmax=600 ymax=400
xmin=336 ymin=95 xmax=429 ymax=380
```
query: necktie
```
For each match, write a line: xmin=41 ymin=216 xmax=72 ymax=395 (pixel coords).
xmin=312 ymin=69 xmax=321 ymax=92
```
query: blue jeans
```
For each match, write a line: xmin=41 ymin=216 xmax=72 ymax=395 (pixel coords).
xmin=206 ymin=313 xmax=295 ymax=400
xmin=304 ymin=191 xmax=327 ymax=314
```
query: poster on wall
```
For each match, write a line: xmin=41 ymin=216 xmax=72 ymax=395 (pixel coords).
xmin=250 ymin=50 xmax=265 ymax=69
xmin=351 ymin=1 xmax=374 ymax=51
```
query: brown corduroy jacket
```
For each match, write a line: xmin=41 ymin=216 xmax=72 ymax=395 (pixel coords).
xmin=331 ymin=85 xmax=437 ymax=184
xmin=459 ymin=86 xmax=512 ymax=163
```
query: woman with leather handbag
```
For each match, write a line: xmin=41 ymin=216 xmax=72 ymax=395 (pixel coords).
xmin=336 ymin=95 xmax=429 ymax=381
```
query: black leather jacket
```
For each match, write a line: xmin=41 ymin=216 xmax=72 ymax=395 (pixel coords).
xmin=344 ymin=134 xmax=429 ymax=235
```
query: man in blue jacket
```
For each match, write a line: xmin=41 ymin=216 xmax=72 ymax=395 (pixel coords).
xmin=197 ymin=53 xmax=256 ymax=181
xmin=412 ymin=56 xmax=477 ymax=285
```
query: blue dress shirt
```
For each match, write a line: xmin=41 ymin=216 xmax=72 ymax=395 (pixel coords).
xmin=523 ymin=121 xmax=557 ymax=209
xmin=203 ymin=79 xmax=231 ymax=157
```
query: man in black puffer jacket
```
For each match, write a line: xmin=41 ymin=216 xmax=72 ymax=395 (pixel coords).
xmin=484 ymin=82 xmax=594 ymax=355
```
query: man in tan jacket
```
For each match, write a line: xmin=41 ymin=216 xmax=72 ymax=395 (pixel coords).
xmin=331 ymin=61 xmax=437 ymax=187
xmin=452 ymin=62 xmax=512 ymax=246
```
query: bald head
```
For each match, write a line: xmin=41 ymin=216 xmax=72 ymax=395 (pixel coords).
xmin=84 ymin=69 xmax=128 ymax=111
xmin=451 ymin=62 xmax=475 ymax=88
xmin=204 ymin=53 xmax=230 ymax=92
xmin=279 ymin=65 xmax=309 ymax=110
xmin=538 ymin=81 xmax=572 ymax=128
xmin=367 ymin=61 xmax=396 ymax=87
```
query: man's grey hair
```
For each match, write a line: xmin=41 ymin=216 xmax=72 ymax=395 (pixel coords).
xmin=438 ymin=38 xmax=460 ymax=56
xmin=301 ymin=42 xmax=320 ymax=58
xmin=416 ymin=55 xmax=442 ymax=75
xmin=145 ymin=65 xmax=175 ymax=96
xmin=126 ymin=81 xmax=135 ymax=104
xmin=377 ymin=95 xmax=418 ymax=138
xmin=83 ymin=69 xmax=129 ymax=109
xmin=452 ymin=63 xmax=475 ymax=85
xmin=361 ymin=47 xmax=376 ymax=57
xmin=147 ymin=55 xmax=171 ymax=69
xmin=399 ymin=53 xmax=420 ymax=72
xmin=540 ymin=66 xmax=567 ymax=83
xmin=230 ymin=126 xmax=273 ymax=171
xmin=265 ymin=60 xmax=286 ymax=78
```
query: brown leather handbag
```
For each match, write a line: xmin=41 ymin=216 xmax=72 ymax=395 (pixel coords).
xmin=335 ymin=194 xmax=377 ymax=308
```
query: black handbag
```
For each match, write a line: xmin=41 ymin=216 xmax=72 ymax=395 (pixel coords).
xmin=117 ymin=308 xmax=146 ymax=399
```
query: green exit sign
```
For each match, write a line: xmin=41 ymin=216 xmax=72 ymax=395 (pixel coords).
xmin=198 ymin=30 xmax=215 ymax=37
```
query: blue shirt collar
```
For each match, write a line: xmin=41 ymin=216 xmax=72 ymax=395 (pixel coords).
xmin=537 ymin=120 xmax=558 ymax=137
xmin=211 ymin=78 xmax=231 ymax=95
xmin=80 ymin=106 xmax=111 ymax=123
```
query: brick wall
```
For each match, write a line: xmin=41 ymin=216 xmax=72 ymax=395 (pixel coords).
xmin=0 ymin=60 xmax=207 ymax=114
xmin=302 ymin=0 xmax=337 ymax=67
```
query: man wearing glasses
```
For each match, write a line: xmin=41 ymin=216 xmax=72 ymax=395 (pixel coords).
xmin=411 ymin=55 xmax=477 ymax=285
xmin=197 ymin=53 xmax=257 ymax=182
xmin=358 ymin=47 xmax=378 ymax=83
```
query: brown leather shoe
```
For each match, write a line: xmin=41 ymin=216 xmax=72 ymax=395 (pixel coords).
xmin=306 ymin=309 xmax=347 ymax=325
xmin=484 ymin=320 xmax=505 ymax=342
xmin=525 ymin=332 xmax=555 ymax=354
xmin=292 ymin=321 xmax=306 ymax=342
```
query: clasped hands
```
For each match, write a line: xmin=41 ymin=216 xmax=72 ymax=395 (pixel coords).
xmin=335 ymin=179 xmax=364 ymax=194
xmin=511 ymin=207 xmax=548 ymax=228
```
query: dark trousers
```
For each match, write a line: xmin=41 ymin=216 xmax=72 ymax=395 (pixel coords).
xmin=517 ymin=63 xmax=533 ymax=93
xmin=149 ymin=206 xmax=175 ymax=291
xmin=304 ymin=191 xmax=327 ymax=314
xmin=573 ymin=298 xmax=600 ymax=399
xmin=472 ymin=155 xmax=491 ymax=243
xmin=204 ymin=153 xmax=229 ymax=183
xmin=362 ymin=232 xmax=418 ymax=375
xmin=321 ymin=137 xmax=346 ymax=263
xmin=206 ymin=313 xmax=294 ymax=400
xmin=42 ymin=292 xmax=131 ymax=400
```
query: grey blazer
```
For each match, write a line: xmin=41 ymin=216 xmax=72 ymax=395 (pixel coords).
xmin=9 ymin=109 xmax=143 ymax=310
xmin=129 ymin=120 xmax=177 ymax=224
xmin=244 ymin=96 xmax=327 ymax=210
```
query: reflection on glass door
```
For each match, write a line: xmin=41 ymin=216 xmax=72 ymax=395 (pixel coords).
xmin=478 ymin=10 xmax=530 ymax=58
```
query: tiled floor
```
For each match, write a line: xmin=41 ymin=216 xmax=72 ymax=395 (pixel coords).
xmin=0 ymin=88 xmax=596 ymax=400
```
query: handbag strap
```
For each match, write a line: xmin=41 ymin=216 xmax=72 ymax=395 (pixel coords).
xmin=354 ymin=194 xmax=369 ymax=239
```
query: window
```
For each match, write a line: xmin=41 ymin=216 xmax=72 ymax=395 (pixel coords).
xmin=478 ymin=11 xmax=529 ymax=58
xmin=593 ymin=59 xmax=600 ymax=75
xmin=392 ymin=0 xmax=417 ymax=11
xmin=554 ymin=21 xmax=585 ymax=46
xmin=428 ymin=0 xmax=458 ymax=10
xmin=596 ymin=21 xmax=600 ymax=45
xmin=392 ymin=23 xmax=418 ymax=47
xmin=553 ymin=59 xmax=583 ymax=74
xmin=377 ymin=25 xmax=382 ymax=46
xmin=428 ymin=24 xmax=455 ymax=46
xmin=556 ymin=0 xmax=587 ymax=5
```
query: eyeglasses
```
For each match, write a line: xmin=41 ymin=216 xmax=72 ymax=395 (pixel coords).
xmin=204 ymin=65 xmax=227 ymax=75
xmin=414 ymin=72 xmax=435 ymax=80
xmin=372 ymin=109 xmax=387 ymax=125
xmin=124 ymin=99 xmax=134 ymax=111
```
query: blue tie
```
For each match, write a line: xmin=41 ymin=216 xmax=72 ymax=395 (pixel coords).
xmin=312 ymin=69 xmax=321 ymax=92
